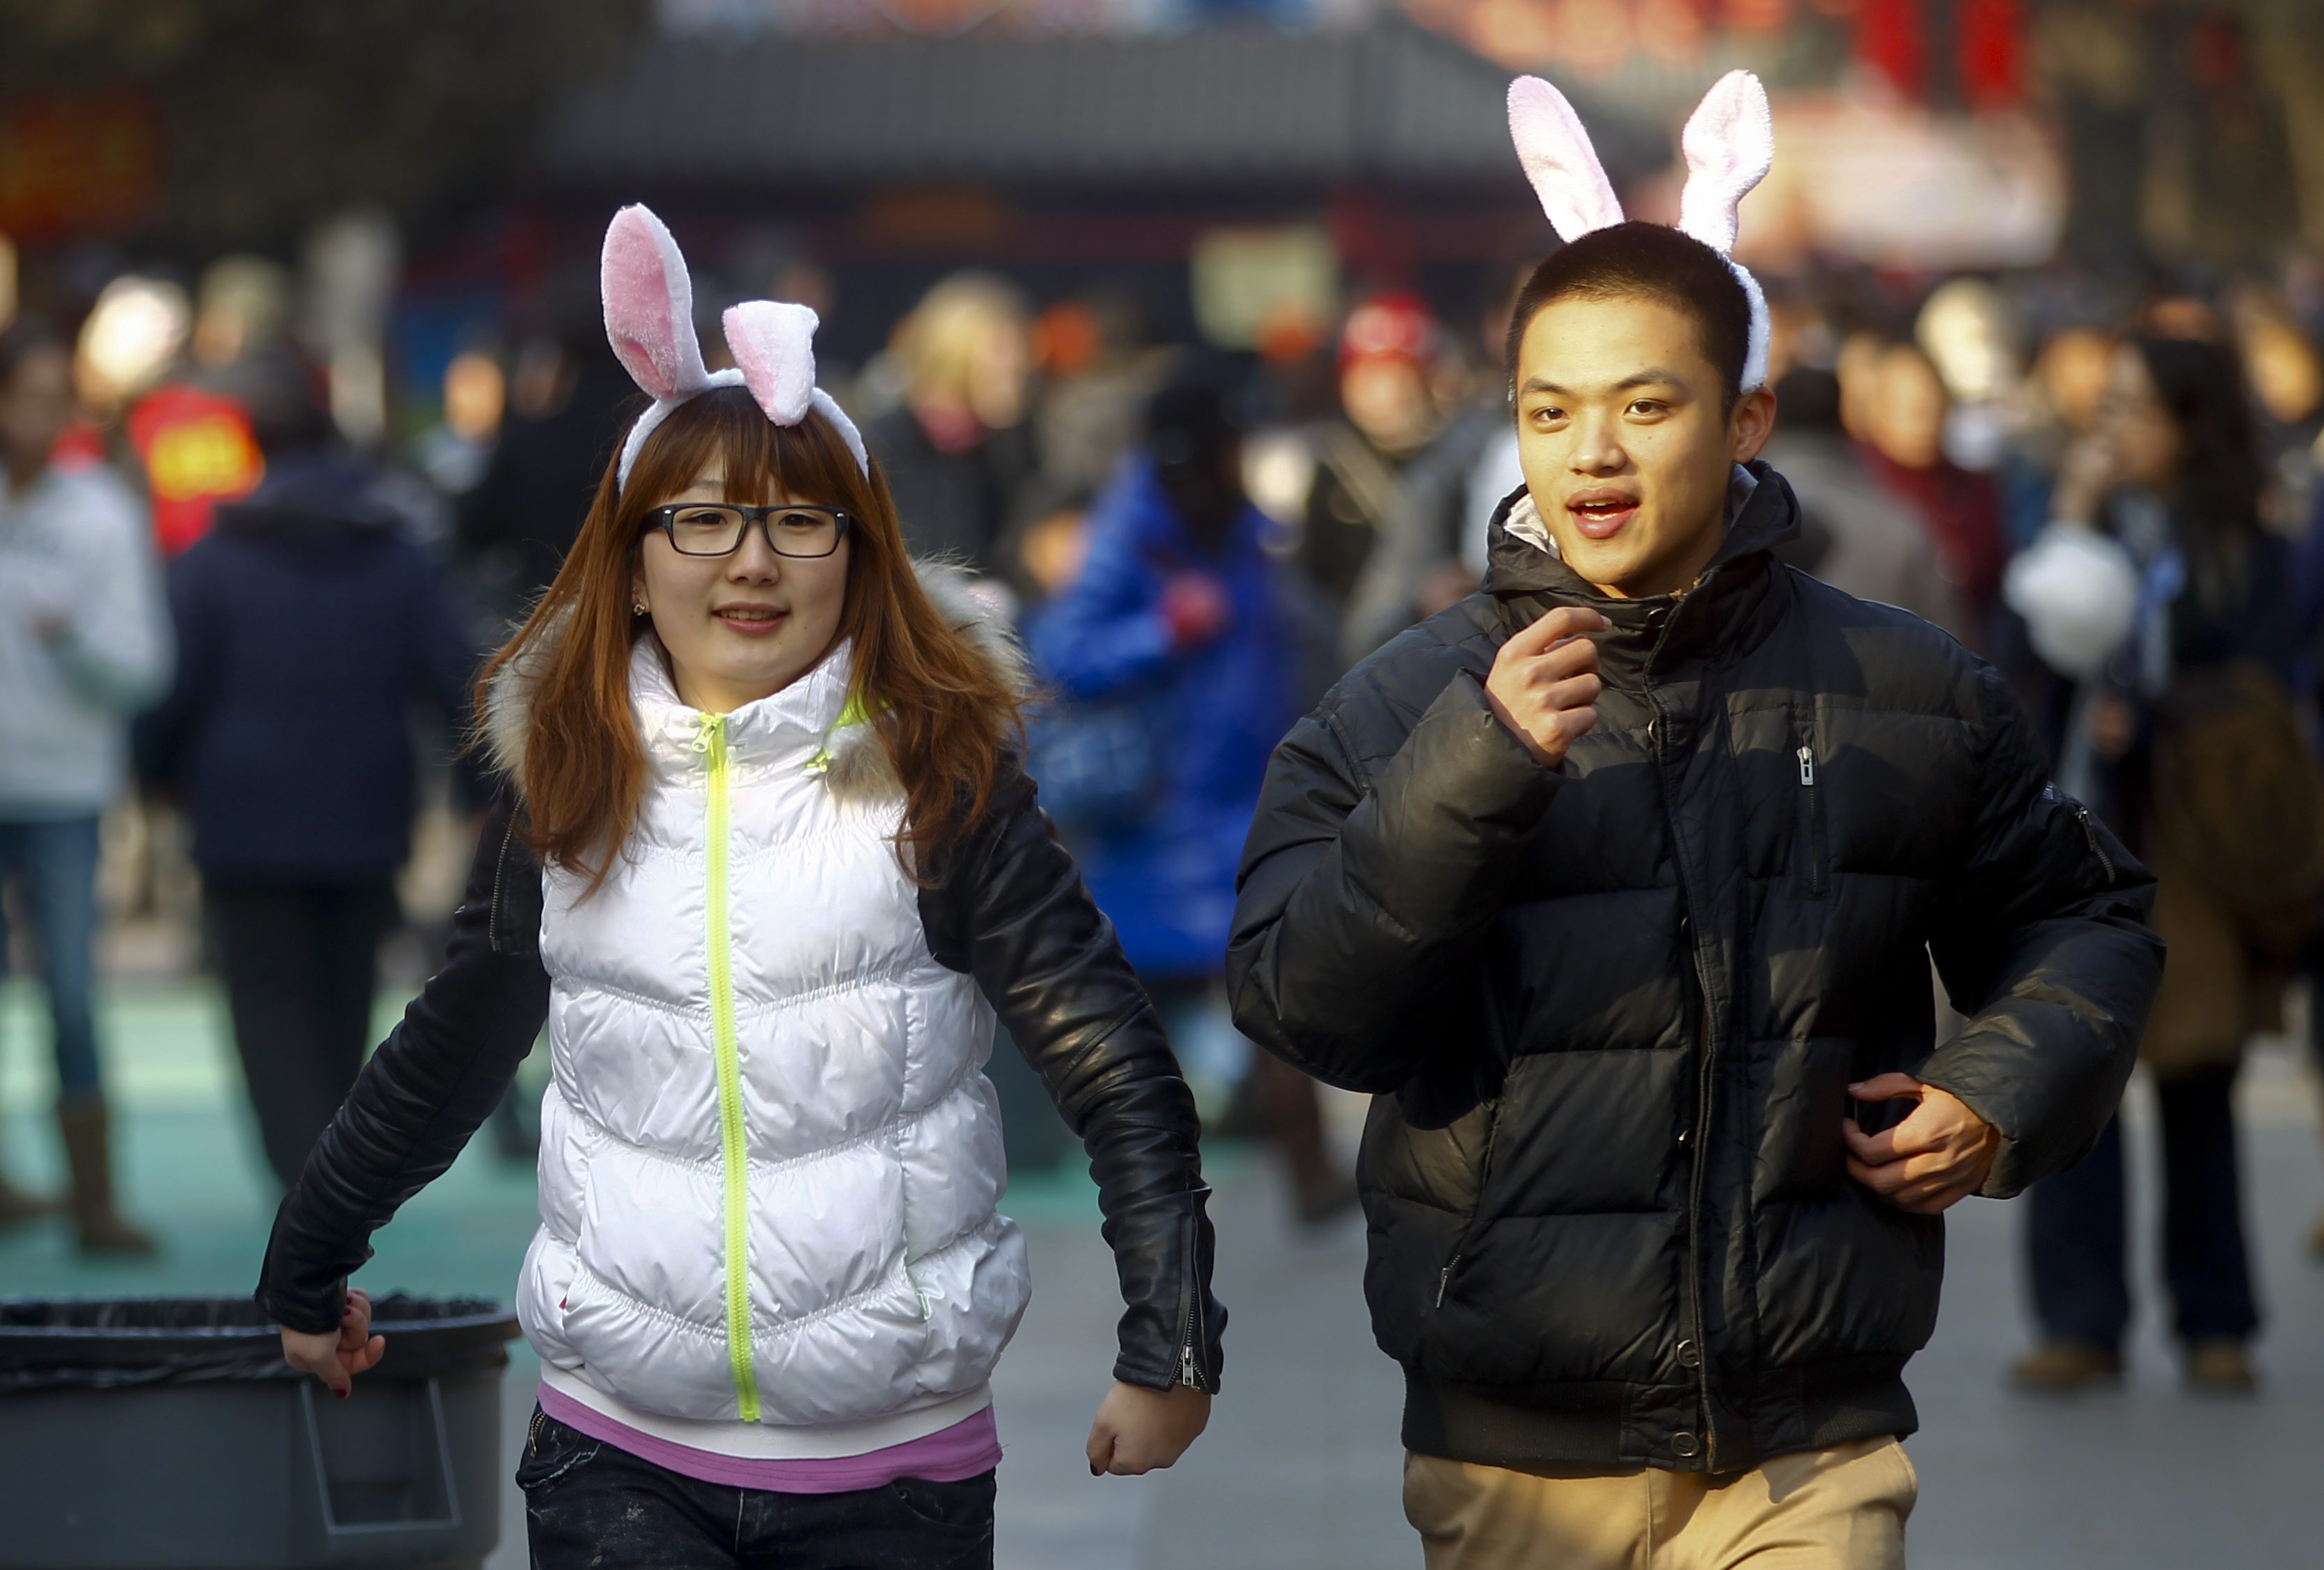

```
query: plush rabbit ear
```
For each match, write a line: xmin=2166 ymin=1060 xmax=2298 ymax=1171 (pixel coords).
xmin=602 ymin=205 xmax=710 ymax=403
xmin=722 ymin=301 xmax=819 ymax=426
xmin=1507 ymin=75 xmax=1625 ymax=242
xmin=1677 ymin=71 xmax=1773 ymax=257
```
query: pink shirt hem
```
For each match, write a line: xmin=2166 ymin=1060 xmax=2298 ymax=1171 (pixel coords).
xmin=536 ymin=1381 xmax=1001 ymax=1495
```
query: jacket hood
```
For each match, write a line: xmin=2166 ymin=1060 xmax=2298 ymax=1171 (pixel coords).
xmin=211 ymin=451 xmax=403 ymax=535
xmin=1479 ymin=459 xmax=1802 ymax=682
xmin=483 ymin=558 xmax=1026 ymax=808
xmin=1480 ymin=459 xmax=1800 ymax=599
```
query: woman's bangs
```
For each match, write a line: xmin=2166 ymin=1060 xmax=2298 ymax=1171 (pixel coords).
xmin=624 ymin=388 xmax=865 ymax=515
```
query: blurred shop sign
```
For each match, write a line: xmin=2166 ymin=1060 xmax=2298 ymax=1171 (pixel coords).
xmin=1745 ymin=91 xmax=2063 ymax=270
xmin=0 ymin=91 xmax=159 ymax=241
xmin=1191 ymin=225 xmax=1338 ymax=355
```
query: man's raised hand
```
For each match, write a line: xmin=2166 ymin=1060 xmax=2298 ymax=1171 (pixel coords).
xmin=1843 ymin=1074 xmax=2001 ymax=1215
xmin=1484 ymin=605 xmax=1610 ymax=769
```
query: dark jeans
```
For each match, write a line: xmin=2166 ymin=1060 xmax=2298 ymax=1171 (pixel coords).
xmin=0 ymin=815 xmax=104 ymax=1101
xmin=204 ymin=880 xmax=398 ymax=1190
xmin=517 ymin=1411 xmax=996 ymax=1570
xmin=2025 ymin=1062 xmax=2261 ymax=1348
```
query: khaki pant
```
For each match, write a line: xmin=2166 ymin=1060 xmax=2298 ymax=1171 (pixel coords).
xmin=1403 ymin=1436 xmax=1916 ymax=1570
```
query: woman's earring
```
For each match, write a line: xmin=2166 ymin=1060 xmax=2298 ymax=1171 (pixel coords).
xmin=632 ymin=602 xmax=648 ymax=616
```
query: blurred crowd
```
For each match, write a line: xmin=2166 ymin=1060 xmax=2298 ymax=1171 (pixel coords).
xmin=7 ymin=240 xmax=2324 ymax=1386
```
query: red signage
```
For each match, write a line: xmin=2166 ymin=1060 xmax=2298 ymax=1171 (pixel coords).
xmin=127 ymin=385 xmax=264 ymax=557
xmin=0 ymin=91 xmax=160 ymax=242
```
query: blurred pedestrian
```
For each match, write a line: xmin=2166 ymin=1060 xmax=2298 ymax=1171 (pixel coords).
xmin=257 ymin=211 xmax=1221 ymax=1564
xmin=2005 ymin=333 xmax=2321 ymax=1393
xmin=455 ymin=282 xmax=636 ymax=629
xmin=864 ymin=272 xmax=1036 ymax=577
xmin=0 ymin=319 xmax=172 ymax=1254
xmin=135 ymin=358 xmax=484 ymax=1192
xmin=1029 ymin=369 xmax=1353 ymax=1222
xmin=1292 ymin=294 xmax=1496 ymax=664
xmin=1763 ymin=366 xmax=1972 ymax=639
xmin=1232 ymin=77 xmax=2159 ymax=1569
xmin=1859 ymin=339 xmax=2008 ymax=630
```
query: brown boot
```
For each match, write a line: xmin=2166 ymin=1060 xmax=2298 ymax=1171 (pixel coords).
xmin=57 ymin=1099 xmax=157 ymax=1257
xmin=0 ymin=1123 xmax=59 ymax=1229
xmin=2009 ymin=1338 xmax=2123 ymax=1392
xmin=2185 ymin=1338 xmax=2257 ymax=1394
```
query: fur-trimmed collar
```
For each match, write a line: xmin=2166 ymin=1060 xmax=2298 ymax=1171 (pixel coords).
xmin=484 ymin=559 xmax=1027 ymax=808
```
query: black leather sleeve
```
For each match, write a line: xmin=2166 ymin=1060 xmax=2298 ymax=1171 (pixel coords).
xmin=920 ymin=751 xmax=1225 ymax=1394
xmin=1226 ymin=670 xmax=1563 ymax=1092
xmin=1921 ymin=664 xmax=2163 ymax=1198
xmin=253 ymin=796 xmax=551 ymax=1333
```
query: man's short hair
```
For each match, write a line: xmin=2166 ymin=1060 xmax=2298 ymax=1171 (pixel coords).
xmin=1503 ymin=221 xmax=1753 ymax=409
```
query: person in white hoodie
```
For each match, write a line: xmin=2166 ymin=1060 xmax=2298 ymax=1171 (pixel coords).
xmin=0 ymin=320 xmax=171 ymax=1254
xmin=255 ymin=209 xmax=1221 ymax=1569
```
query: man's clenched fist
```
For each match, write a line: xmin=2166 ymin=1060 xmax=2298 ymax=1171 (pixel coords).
xmin=1484 ymin=605 xmax=1609 ymax=769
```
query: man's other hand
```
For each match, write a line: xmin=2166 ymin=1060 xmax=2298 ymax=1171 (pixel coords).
xmin=1484 ymin=605 xmax=1609 ymax=769
xmin=1843 ymin=1074 xmax=2000 ymax=1214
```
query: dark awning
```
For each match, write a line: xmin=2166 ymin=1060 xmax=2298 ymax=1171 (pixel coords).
xmin=540 ymin=20 xmax=1667 ymax=191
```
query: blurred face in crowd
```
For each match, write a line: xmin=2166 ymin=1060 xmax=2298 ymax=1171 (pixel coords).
xmin=0 ymin=343 xmax=75 ymax=487
xmin=1341 ymin=356 xmax=1437 ymax=454
xmin=632 ymin=456 xmax=851 ymax=714
xmin=2035 ymin=328 xmax=2115 ymax=433
xmin=2242 ymin=316 xmax=2323 ymax=426
xmin=1867 ymin=345 xmax=1949 ymax=471
xmin=1513 ymin=292 xmax=1774 ymax=600
xmin=2096 ymin=344 xmax=2182 ymax=494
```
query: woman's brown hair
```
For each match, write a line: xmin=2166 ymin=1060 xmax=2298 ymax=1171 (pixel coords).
xmin=478 ymin=386 xmax=1022 ymax=892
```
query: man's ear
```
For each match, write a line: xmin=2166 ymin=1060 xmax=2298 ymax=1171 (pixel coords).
xmin=1730 ymin=385 xmax=1778 ymax=465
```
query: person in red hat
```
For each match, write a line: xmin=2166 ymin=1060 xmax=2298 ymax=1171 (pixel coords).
xmin=1287 ymin=294 xmax=1503 ymax=665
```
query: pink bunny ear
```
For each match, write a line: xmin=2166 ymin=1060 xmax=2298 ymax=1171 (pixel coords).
xmin=722 ymin=301 xmax=819 ymax=426
xmin=1677 ymin=71 xmax=1773 ymax=257
xmin=601 ymin=205 xmax=709 ymax=403
xmin=1507 ymin=76 xmax=1625 ymax=242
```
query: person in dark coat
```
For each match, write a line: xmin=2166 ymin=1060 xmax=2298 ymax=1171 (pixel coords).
xmin=1227 ymin=216 xmax=2161 ymax=1564
xmin=863 ymin=272 xmax=1036 ymax=577
xmin=137 ymin=371 xmax=484 ymax=1190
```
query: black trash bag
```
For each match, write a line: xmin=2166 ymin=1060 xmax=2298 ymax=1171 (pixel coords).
xmin=0 ymin=1294 xmax=518 ymax=1393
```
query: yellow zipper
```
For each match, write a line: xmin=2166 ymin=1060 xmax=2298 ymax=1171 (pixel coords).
xmin=695 ymin=711 xmax=761 ymax=1421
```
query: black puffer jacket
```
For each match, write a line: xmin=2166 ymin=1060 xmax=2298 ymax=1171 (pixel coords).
xmin=1228 ymin=466 xmax=2159 ymax=1474
xmin=256 ymin=756 xmax=1223 ymax=1397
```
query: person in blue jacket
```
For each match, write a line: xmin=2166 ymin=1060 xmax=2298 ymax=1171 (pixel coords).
xmin=137 ymin=363 xmax=484 ymax=1190
xmin=1028 ymin=371 xmax=1353 ymax=1220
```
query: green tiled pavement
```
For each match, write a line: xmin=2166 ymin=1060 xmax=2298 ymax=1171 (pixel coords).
xmin=0 ymin=977 xmax=1103 ymax=1306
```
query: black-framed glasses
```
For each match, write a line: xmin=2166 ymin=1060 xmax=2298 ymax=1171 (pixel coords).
xmin=644 ymin=502 xmax=852 ymax=558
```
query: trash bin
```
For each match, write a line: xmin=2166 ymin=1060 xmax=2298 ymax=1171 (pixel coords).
xmin=0 ymin=1294 xmax=521 ymax=1570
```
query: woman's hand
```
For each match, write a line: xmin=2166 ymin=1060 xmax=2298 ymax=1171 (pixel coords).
xmin=279 ymin=1286 xmax=387 ymax=1398
xmin=2049 ymin=434 xmax=2118 ymax=527
xmin=1085 ymin=1379 xmax=1210 ymax=1476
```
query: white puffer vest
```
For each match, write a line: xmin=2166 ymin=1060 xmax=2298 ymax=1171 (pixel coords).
xmin=509 ymin=630 xmax=1031 ymax=1428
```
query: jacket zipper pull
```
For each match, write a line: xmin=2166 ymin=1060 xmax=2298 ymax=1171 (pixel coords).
xmin=693 ymin=712 xmax=720 ymax=755
xmin=1436 ymin=1260 xmax=1457 ymax=1308
xmin=1796 ymin=745 xmax=1815 ymax=787
xmin=1179 ymin=1343 xmax=1200 ymax=1388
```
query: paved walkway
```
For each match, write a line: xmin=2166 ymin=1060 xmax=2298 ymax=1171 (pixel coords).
xmin=3 ymin=979 xmax=2321 ymax=1567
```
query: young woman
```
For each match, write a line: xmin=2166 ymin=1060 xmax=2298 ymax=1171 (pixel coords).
xmin=2009 ymin=332 xmax=2303 ymax=1393
xmin=255 ymin=207 xmax=1221 ymax=1568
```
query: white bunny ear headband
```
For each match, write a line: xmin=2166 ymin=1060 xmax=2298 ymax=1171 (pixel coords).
xmin=1507 ymin=70 xmax=1775 ymax=392
xmin=601 ymin=203 xmax=869 ymax=490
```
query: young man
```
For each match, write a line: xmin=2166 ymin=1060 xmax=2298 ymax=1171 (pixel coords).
xmin=1226 ymin=81 xmax=2161 ymax=1570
